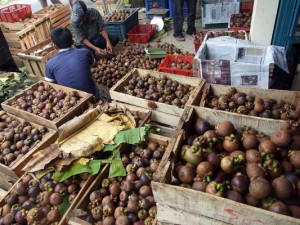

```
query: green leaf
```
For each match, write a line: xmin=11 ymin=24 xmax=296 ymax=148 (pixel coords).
xmin=108 ymin=149 xmax=126 ymax=178
xmin=35 ymin=168 xmax=54 ymax=180
xmin=0 ymin=91 xmax=4 ymax=97
xmin=58 ymin=196 xmax=70 ymax=217
xmin=104 ymin=125 xmax=151 ymax=152
xmin=52 ymin=160 xmax=102 ymax=182
xmin=23 ymin=78 xmax=33 ymax=85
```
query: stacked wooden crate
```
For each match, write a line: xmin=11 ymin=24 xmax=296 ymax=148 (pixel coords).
xmin=0 ymin=14 xmax=51 ymax=66
xmin=33 ymin=4 xmax=71 ymax=30
xmin=17 ymin=39 xmax=58 ymax=78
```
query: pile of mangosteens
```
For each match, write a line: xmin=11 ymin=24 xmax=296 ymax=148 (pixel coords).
xmin=172 ymin=118 xmax=300 ymax=218
xmin=194 ymin=31 xmax=246 ymax=47
xmin=168 ymin=58 xmax=192 ymax=70
xmin=0 ymin=173 xmax=89 ymax=225
xmin=230 ymin=12 xmax=252 ymax=28
xmin=92 ymin=40 xmax=191 ymax=88
xmin=84 ymin=140 xmax=166 ymax=225
xmin=123 ymin=73 xmax=195 ymax=108
xmin=93 ymin=42 xmax=161 ymax=88
xmin=104 ymin=9 xmax=135 ymax=22
xmin=10 ymin=83 xmax=82 ymax=120
xmin=204 ymin=87 xmax=300 ymax=121
xmin=0 ymin=114 xmax=48 ymax=166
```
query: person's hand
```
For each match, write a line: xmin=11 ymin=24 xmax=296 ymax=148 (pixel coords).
xmin=94 ymin=47 xmax=107 ymax=57
xmin=106 ymin=41 xmax=113 ymax=54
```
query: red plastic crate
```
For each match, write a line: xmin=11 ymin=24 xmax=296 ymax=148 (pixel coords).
xmin=159 ymin=54 xmax=194 ymax=77
xmin=0 ymin=4 xmax=32 ymax=22
xmin=127 ymin=24 xmax=156 ymax=44
xmin=241 ymin=2 xmax=254 ymax=13
xmin=194 ymin=40 xmax=201 ymax=53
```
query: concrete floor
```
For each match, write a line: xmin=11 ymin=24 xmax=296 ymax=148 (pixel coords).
xmin=0 ymin=0 xmax=203 ymax=54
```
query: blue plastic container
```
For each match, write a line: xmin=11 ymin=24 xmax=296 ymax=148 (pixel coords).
xmin=104 ymin=8 xmax=139 ymax=41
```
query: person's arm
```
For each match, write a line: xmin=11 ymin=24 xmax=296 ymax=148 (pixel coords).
xmin=96 ymin=11 xmax=113 ymax=53
xmin=45 ymin=62 xmax=56 ymax=83
xmin=82 ymin=38 xmax=106 ymax=56
xmin=100 ymin=30 xmax=113 ymax=54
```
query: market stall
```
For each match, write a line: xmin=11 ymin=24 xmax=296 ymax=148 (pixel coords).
xmin=0 ymin=1 xmax=299 ymax=225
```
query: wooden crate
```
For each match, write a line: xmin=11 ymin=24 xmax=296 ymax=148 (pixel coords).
xmin=198 ymin=83 xmax=300 ymax=109
xmin=110 ymin=68 xmax=205 ymax=117
xmin=1 ymin=81 xmax=93 ymax=130
xmin=65 ymin=134 xmax=173 ymax=225
xmin=0 ymin=112 xmax=58 ymax=191
xmin=17 ymin=39 xmax=58 ymax=78
xmin=0 ymin=172 xmax=97 ymax=225
xmin=0 ymin=15 xmax=51 ymax=51
xmin=34 ymin=4 xmax=71 ymax=29
xmin=152 ymin=106 xmax=300 ymax=225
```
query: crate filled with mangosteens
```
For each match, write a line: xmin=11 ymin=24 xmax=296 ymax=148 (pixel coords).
xmin=229 ymin=12 xmax=252 ymax=33
xmin=65 ymin=134 xmax=172 ymax=225
xmin=152 ymin=106 xmax=300 ymax=225
xmin=0 ymin=112 xmax=57 ymax=191
xmin=194 ymin=30 xmax=248 ymax=53
xmin=0 ymin=171 xmax=95 ymax=225
xmin=1 ymin=81 xmax=93 ymax=130
xmin=196 ymin=84 xmax=300 ymax=125
xmin=110 ymin=68 xmax=205 ymax=118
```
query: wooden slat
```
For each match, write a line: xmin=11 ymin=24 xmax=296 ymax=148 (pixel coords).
xmin=157 ymin=203 xmax=229 ymax=225
xmin=152 ymin=182 xmax=300 ymax=225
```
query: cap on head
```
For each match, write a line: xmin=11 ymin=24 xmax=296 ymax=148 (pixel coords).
xmin=71 ymin=1 xmax=87 ymax=23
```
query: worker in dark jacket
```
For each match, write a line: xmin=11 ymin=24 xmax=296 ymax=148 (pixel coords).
xmin=45 ymin=27 xmax=100 ymax=101
xmin=70 ymin=0 xmax=118 ymax=59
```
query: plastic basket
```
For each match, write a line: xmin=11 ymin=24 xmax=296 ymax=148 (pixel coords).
xmin=0 ymin=4 xmax=32 ymax=22
xmin=145 ymin=0 xmax=168 ymax=18
xmin=159 ymin=54 xmax=194 ymax=77
xmin=169 ymin=0 xmax=188 ymax=18
xmin=104 ymin=8 xmax=139 ymax=41
xmin=127 ymin=24 xmax=156 ymax=44
xmin=241 ymin=2 xmax=254 ymax=13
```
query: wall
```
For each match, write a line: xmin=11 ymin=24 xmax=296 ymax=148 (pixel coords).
xmin=250 ymin=0 xmax=280 ymax=45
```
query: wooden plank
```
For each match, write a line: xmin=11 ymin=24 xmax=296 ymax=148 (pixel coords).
xmin=51 ymin=10 xmax=70 ymax=25
xmin=22 ymin=60 xmax=34 ymax=74
xmin=110 ymin=68 xmax=205 ymax=117
xmin=151 ymin=110 xmax=180 ymax=127
xmin=0 ymin=164 xmax=18 ymax=190
xmin=157 ymin=203 xmax=229 ymax=225
xmin=152 ymin=182 xmax=300 ymax=225
xmin=30 ymin=61 xmax=44 ymax=78
xmin=1 ymin=81 xmax=93 ymax=130
xmin=67 ymin=217 xmax=91 ymax=225
xmin=0 ymin=189 xmax=7 ymax=201
xmin=52 ymin=16 xmax=70 ymax=29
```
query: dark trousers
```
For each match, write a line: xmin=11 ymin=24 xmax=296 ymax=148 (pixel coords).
xmin=173 ymin=0 xmax=197 ymax=37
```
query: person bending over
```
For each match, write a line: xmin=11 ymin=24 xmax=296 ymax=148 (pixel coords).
xmin=45 ymin=27 xmax=100 ymax=101
xmin=70 ymin=0 xmax=118 ymax=59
